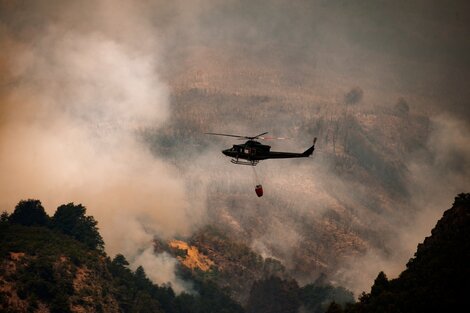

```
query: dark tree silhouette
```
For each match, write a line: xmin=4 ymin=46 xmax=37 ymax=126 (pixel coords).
xmin=52 ymin=203 xmax=104 ymax=251
xmin=370 ymin=271 xmax=389 ymax=297
xmin=394 ymin=97 xmax=410 ymax=115
xmin=9 ymin=199 xmax=49 ymax=226
xmin=326 ymin=302 xmax=344 ymax=313
xmin=112 ymin=254 xmax=130 ymax=267
xmin=300 ymin=278 xmax=354 ymax=313
xmin=344 ymin=87 xmax=363 ymax=105
xmin=134 ymin=265 xmax=154 ymax=290
xmin=247 ymin=276 xmax=299 ymax=313
xmin=342 ymin=193 xmax=470 ymax=313
xmin=0 ymin=211 xmax=9 ymax=223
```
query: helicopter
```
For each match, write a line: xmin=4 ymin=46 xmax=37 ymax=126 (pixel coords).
xmin=205 ymin=131 xmax=317 ymax=166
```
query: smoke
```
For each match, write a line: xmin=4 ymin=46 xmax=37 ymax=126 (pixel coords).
xmin=150 ymin=0 xmax=470 ymax=296
xmin=133 ymin=249 xmax=193 ymax=294
xmin=0 ymin=0 xmax=206 ymax=292
xmin=332 ymin=114 xmax=470 ymax=295
xmin=2 ymin=0 xmax=469 ymax=299
xmin=403 ymin=115 xmax=470 ymax=249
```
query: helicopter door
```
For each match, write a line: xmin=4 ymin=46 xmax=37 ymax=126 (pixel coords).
xmin=244 ymin=148 xmax=255 ymax=156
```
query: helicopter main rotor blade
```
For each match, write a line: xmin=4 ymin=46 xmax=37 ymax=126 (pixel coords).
xmin=205 ymin=131 xmax=274 ymax=140
xmin=205 ymin=132 xmax=247 ymax=139
xmin=258 ymin=136 xmax=290 ymax=140
xmin=251 ymin=131 xmax=269 ymax=139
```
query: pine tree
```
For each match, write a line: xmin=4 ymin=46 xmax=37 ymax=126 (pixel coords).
xmin=52 ymin=203 xmax=104 ymax=251
xmin=9 ymin=199 xmax=49 ymax=226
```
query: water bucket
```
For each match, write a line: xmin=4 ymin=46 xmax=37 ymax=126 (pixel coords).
xmin=255 ymin=184 xmax=263 ymax=197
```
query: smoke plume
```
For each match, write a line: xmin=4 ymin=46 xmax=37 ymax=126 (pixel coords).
xmin=0 ymin=0 xmax=206 ymax=292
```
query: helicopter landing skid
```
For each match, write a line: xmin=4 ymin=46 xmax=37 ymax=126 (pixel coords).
xmin=230 ymin=159 xmax=259 ymax=166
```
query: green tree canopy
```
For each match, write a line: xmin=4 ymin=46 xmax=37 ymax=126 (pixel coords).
xmin=0 ymin=211 xmax=9 ymax=223
xmin=326 ymin=302 xmax=344 ymax=313
xmin=9 ymin=199 xmax=49 ymax=226
xmin=112 ymin=254 xmax=130 ymax=267
xmin=52 ymin=203 xmax=104 ymax=251
xmin=247 ymin=276 xmax=300 ymax=313
xmin=300 ymin=279 xmax=354 ymax=313
xmin=135 ymin=266 xmax=160 ymax=292
xmin=370 ymin=271 xmax=389 ymax=297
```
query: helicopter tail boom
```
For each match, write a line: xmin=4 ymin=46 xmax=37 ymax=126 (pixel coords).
xmin=302 ymin=137 xmax=317 ymax=157
xmin=260 ymin=137 xmax=317 ymax=159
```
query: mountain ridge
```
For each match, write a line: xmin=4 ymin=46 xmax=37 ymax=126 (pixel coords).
xmin=327 ymin=193 xmax=470 ymax=313
xmin=2 ymin=193 xmax=468 ymax=312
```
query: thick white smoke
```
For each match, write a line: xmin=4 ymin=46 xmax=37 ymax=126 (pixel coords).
xmin=0 ymin=0 xmax=204 ymax=292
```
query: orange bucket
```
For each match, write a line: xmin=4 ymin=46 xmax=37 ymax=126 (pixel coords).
xmin=255 ymin=184 xmax=263 ymax=197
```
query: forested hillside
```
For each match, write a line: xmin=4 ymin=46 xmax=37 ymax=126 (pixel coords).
xmin=0 ymin=200 xmax=243 ymax=313
xmin=2 ymin=193 xmax=468 ymax=312
xmin=0 ymin=199 xmax=352 ymax=313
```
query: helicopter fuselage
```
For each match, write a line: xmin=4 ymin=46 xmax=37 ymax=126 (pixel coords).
xmin=222 ymin=140 xmax=315 ymax=166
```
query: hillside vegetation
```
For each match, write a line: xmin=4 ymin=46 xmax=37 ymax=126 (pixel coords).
xmin=0 ymin=200 xmax=243 ymax=313
xmin=0 ymin=199 xmax=353 ymax=313
xmin=159 ymin=225 xmax=354 ymax=310
xmin=326 ymin=193 xmax=470 ymax=313
xmin=2 ymin=193 xmax=468 ymax=312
